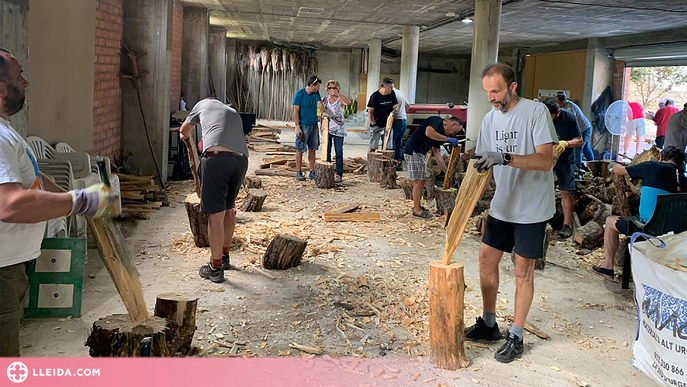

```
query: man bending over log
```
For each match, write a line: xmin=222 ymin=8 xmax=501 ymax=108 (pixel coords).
xmin=593 ymin=146 xmax=687 ymax=277
xmin=468 ymin=63 xmax=558 ymax=363
xmin=181 ymin=98 xmax=249 ymax=283
xmin=403 ymin=116 xmax=463 ymax=219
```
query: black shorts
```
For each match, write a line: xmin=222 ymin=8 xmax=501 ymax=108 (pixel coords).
xmin=615 ymin=216 xmax=639 ymax=236
xmin=553 ymin=161 xmax=576 ymax=191
xmin=656 ymin=135 xmax=665 ymax=149
xmin=482 ymin=215 xmax=548 ymax=259
xmin=198 ymin=154 xmax=248 ymax=214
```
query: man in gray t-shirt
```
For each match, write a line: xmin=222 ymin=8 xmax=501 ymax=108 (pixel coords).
xmin=180 ymin=98 xmax=249 ymax=283
xmin=465 ymin=63 xmax=557 ymax=364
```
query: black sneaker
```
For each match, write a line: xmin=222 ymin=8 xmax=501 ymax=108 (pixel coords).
xmin=199 ymin=262 xmax=225 ymax=283
xmin=558 ymin=224 xmax=573 ymax=238
xmin=494 ymin=332 xmax=524 ymax=363
xmin=295 ymin=172 xmax=306 ymax=181
xmin=309 ymin=171 xmax=316 ymax=180
xmin=465 ymin=317 xmax=503 ymax=341
xmin=221 ymin=254 xmax=233 ymax=270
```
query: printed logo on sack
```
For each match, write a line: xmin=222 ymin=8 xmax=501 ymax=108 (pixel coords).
xmin=642 ymin=284 xmax=687 ymax=340
xmin=7 ymin=362 xmax=28 ymax=383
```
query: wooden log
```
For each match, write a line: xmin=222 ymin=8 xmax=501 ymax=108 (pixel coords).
xmin=379 ymin=159 xmax=397 ymax=189
xmin=321 ymin=117 xmax=330 ymax=162
xmin=262 ymin=234 xmax=307 ymax=270
xmin=443 ymin=146 xmax=462 ymax=190
xmin=380 ymin=149 xmax=395 ymax=161
xmin=184 ymin=193 xmax=209 ymax=248
xmin=630 ymin=145 xmax=660 ymax=166
xmin=423 ymin=172 xmax=436 ymax=200
xmin=443 ymin=159 xmax=493 ymax=264
xmin=382 ymin=113 xmax=394 ymax=150
xmin=504 ymin=315 xmax=549 ymax=340
xmin=399 ymin=178 xmax=413 ymax=200
xmin=367 ymin=152 xmax=382 ymax=182
xmin=587 ymin=160 xmax=611 ymax=179
xmin=88 ymin=218 xmax=149 ymax=322
xmin=435 ymin=187 xmax=458 ymax=216
xmin=182 ymin=137 xmax=201 ymax=197
xmin=323 ymin=213 xmax=381 ymax=222
xmin=154 ymin=293 xmax=198 ymax=356
xmin=612 ymin=173 xmax=632 ymax=216
xmin=573 ymin=221 xmax=604 ymax=249
xmin=429 ymin=261 xmax=468 ymax=370
xmin=86 ymin=314 xmax=169 ymax=357
xmin=615 ymin=235 xmax=628 ymax=267
xmin=255 ymin=169 xmax=297 ymax=177
xmin=315 ymin=160 xmax=336 ymax=189
xmin=240 ymin=189 xmax=267 ymax=212
xmin=244 ymin=176 xmax=263 ymax=189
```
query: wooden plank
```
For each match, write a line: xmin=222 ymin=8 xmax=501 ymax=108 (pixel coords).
xmin=255 ymin=169 xmax=297 ymax=177
xmin=382 ymin=113 xmax=394 ymax=150
xmin=120 ymin=191 xmax=144 ymax=200
xmin=182 ymin=137 xmax=201 ymax=197
xmin=321 ymin=117 xmax=330 ymax=162
xmin=443 ymin=159 xmax=493 ymax=264
xmin=88 ymin=218 xmax=149 ymax=322
xmin=323 ymin=213 xmax=381 ymax=222
xmin=328 ymin=204 xmax=360 ymax=214
xmin=443 ymin=145 xmax=462 ymax=190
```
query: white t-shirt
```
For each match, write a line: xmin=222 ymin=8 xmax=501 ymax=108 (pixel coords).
xmin=476 ymin=98 xmax=558 ymax=224
xmin=393 ymin=88 xmax=409 ymax=120
xmin=0 ymin=117 xmax=45 ymax=268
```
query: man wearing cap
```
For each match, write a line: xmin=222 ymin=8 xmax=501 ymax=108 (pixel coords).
xmin=556 ymin=92 xmax=593 ymax=168
xmin=653 ymin=98 xmax=680 ymax=149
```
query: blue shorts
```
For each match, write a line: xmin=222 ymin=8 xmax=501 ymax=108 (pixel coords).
xmin=554 ymin=161 xmax=576 ymax=191
xmin=296 ymin=124 xmax=319 ymax=152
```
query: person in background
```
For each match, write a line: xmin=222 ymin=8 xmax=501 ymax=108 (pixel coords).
xmin=653 ymin=98 xmax=680 ymax=149
xmin=593 ymin=146 xmax=686 ymax=277
xmin=625 ymin=102 xmax=646 ymax=156
xmin=293 ymin=75 xmax=325 ymax=181
xmin=665 ymin=102 xmax=687 ymax=157
xmin=556 ymin=92 xmax=594 ymax=169
xmin=392 ymin=87 xmax=410 ymax=170
xmin=367 ymin=78 xmax=398 ymax=153
xmin=543 ymin=99 xmax=582 ymax=239
xmin=322 ymin=80 xmax=350 ymax=182
xmin=0 ymin=48 xmax=116 ymax=356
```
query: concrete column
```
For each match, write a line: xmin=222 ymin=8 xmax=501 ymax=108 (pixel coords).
xmin=208 ymin=27 xmax=227 ymax=103
xmin=466 ymin=0 xmax=502 ymax=148
xmin=121 ymin=0 xmax=173 ymax=182
xmin=1 ymin=0 xmax=29 ymax=137
xmin=181 ymin=7 xmax=209 ymax=109
xmin=583 ymin=39 xmax=614 ymax=158
xmin=349 ymin=48 xmax=362 ymax=103
xmin=400 ymin=25 xmax=420 ymax=103
xmin=226 ymin=38 xmax=237 ymax=106
xmin=366 ymin=39 xmax=382 ymax=105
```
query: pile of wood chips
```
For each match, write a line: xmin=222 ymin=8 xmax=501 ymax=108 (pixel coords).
xmin=115 ymin=173 xmax=169 ymax=220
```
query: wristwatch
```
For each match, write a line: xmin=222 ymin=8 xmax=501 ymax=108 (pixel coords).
xmin=503 ymin=153 xmax=513 ymax=165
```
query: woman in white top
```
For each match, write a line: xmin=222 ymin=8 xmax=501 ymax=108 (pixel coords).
xmin=323 ymin=80 xmax=351 ymax=181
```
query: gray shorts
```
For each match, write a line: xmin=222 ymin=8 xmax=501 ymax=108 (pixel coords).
xmin=296 ymin=124 xmax=319 ymax=152
xmin=369 ymin=125 xmax=384 ymax=150
xmin=199 ymin=154 xmax=248 ymax=214
xmin=626 ymin=118 xmax=646 ymax=136
xmin=0 ymin=263 xmax=29 ymax=357
xmin=404 ymin=152 xmax=428 ymax=180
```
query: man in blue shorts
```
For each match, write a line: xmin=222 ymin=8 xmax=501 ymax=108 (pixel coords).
xmin=293 ymin=75 xmax=325 ymax=181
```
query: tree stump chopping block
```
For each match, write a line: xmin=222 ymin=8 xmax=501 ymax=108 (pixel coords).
xmin=399 ymin=178 xmax=413 ymax=200
xmin=379 ymin=159 xmax=397 ymax=189
xmin=86 ymin=314 xmax=170 ymax=357
xmin=435 ymin=187 xmax=457 ymax=216
xmin=244 ymin=176 xmax=263 ymax=189
xmin=315 ymin=161 xmax=336 ymax=189
xmin=154 ymin=293 xmax=198 ymax=356
xmin=429 ymin=261 xmax=468 ymax=370
xmin=262 ymin=234 xmax=307 ymax=270
xmin=184 ymin=193 xmax=209 ymax=248
xmin=367 ymin=152 xmax=383 ymax=182
xmin=240 ymin=189 xmax=267 ymax=212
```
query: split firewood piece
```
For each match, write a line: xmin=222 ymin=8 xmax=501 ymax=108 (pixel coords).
xmin=289 ymin=343 xmax=323 ymax=355
xmin=262 ymin=234 xmax=307 ymax=270
xmin=154 ymin=293 xmax=198 ymax=356
xmin=399 ymin=178 xmax=413 ymax=200
xmin=86 ymin=314 xmax=169 ymax=357
xmin=323 ymin=213 xmax=381 ymax=222
xmin=328 ymin=204 xmax=359 ymax=214
xmin=320 ymin=117 xmax=330 ymax=162
xmin=612 ymin=173 xmax=632 ymax=217
xmin=240 ymin=189 xmax=267 ymax=212
xmin=504 ymin=315 xmax=549 ymax=340
xmin=184 ymin=193 xmax=209 ymax=247
xmin=315 ymin=161 xmax=336 ymax=189
xmin=573 ymin=221 xmax=604 ymax=249
xmin=244 ymin=176 xmax=263 ymax=189
xmin=443 ymin=145 xmax=462 ymax=190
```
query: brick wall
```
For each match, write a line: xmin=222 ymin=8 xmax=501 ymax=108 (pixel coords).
xmin=171 ymin=3 xmax=184 ymax=113
xmin=612 ymin=60 xmax=631 ymax=102
xmin=92 ymin=0 xmax=123 ymax=160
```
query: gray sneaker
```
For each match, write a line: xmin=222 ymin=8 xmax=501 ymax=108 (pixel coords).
xmin=199 ymin=262 xmax=225 ymax=283
xmin=558 ymin=224 xmax=573 ymax=239
xmin=295 ymin=172 xmax=306 ymax=181
xmin=308 ymin=171 xmax=316 ymax=180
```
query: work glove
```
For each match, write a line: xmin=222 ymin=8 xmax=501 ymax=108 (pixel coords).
xmin=68 ymin=184 xmax=119 ymax=218
xmin=446 ymin=137 xmax=459 ymax=146
xmin=473 ymin=151 xmax=505 ymax=172
xmin=554 ymin=140 xmax=569 ymax=154
xmin=607 ymin=161 xmax=619 ymax=173
xmin=294 ymin=125 xmax=303 ymax=140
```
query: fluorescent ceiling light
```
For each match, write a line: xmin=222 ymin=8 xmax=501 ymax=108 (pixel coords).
xmin=461 ymin=17 xmax=473 ymax=24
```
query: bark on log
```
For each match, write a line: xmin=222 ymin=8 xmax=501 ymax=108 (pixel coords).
xmin=399 ymin=178 xmax=413 ymax=200
xmin=240 ymin=189 xmax=267 ymax=212
xmin=612 ymin=174 xmax=632 ymax=216
xmin=511 ymin=224 xmax=552 ymax=270
xmin=154 ymin=293 xmax=198 ymax=356
xmin=615 ymin=236 xmax=628 ymax=267
xmin=185 ymin=193 xmax=209 ymax=248
xmin=86 ymin=314 xmax=169 ymax=357
xmin=423 ymin=172 xmax=436 ymax=200
xmin=435 ymin=187 xmax=458 ymax=216
xmin=367 ymin=152 xmax=383 ymax=182
xmin=379 ymin=159 xmax=397 ymax=189
xmin=262 ymin=234 xmax=308 ymax=270
xmin=244 ymin=176 xmax=263 ymax=189
xmin=315 ymin=161 xmax=336 ymax=189
xmin=429 ymin=261 xmax=468 ymax=370
xmin=587 ymin=160 xmax=611 ymax=179
xmin=573 ymin=221 xmax=604 ymax=249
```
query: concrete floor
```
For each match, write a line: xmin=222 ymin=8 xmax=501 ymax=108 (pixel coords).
xmin=19 ymin=128 xmax=654 ymax=386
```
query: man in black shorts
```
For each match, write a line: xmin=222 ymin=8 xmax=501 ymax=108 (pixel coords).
xmin=181 ymin=98 xmax=249 ymax=283
xmin=467 ymin=63 xmax=558 ymax=363
xmin=543 ymin=99 xmax=582 ymax=238
xmin=593 ymin=146 xmax=687 ymax=277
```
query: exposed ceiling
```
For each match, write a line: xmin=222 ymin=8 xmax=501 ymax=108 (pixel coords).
xmin=181 ymin=0 xmax=687 ymax=55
